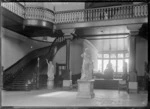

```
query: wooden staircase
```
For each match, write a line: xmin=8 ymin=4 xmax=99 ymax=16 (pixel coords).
xmin=4 ymin=59 xmax=37 ymax=91
xmin=3 ymin=35 xmax=66 ymax=91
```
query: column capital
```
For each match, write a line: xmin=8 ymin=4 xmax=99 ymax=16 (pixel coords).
xmin=62 ymin=29 xmax=75 ymax=39
xmin=127 ymin=24 xmax=142 ymax=36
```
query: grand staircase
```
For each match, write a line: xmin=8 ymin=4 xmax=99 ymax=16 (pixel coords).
xmin=3 ymin=34 xmax=66 ymax=91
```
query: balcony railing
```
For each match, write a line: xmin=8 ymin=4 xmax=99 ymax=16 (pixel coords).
xmin=55 ymin=3 xmax=148 ymax=24
xmin=1 ymin=2 xmax=25 ymax=18
xmin=2 ymin=3 xmax=148 ymax=24
xmin=25 ymin=6 xmax=55 ymax=23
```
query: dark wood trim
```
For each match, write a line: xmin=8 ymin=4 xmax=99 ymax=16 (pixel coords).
xmin=29 ymin=37 xmax=53 ymax=43
xmin=86 ymin=37 xmax=127 ymax=40
xmin=83 ymin=33 xmax=129 ymax=37
xmin=24 ymin=19 xmax=53 ymax=29
xmin=66 ymin=39 xmax=71 ymax=80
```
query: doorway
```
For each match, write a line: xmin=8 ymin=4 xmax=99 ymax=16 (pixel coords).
xmin=54 ymin=63 xmax=66 ymax=87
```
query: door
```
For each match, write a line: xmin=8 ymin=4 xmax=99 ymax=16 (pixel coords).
xmin=54 ymin=63 xmax=66 ymax=87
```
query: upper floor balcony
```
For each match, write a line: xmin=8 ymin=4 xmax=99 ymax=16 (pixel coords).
xmin=2 ymin=2 xmax=148 ymax=30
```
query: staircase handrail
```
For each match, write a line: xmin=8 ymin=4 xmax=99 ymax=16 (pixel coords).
xmin=3 ymin=41 xmax=54 ymax=80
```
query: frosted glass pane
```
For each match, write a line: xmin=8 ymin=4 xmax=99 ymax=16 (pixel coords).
xmin=117 ymin=60 xmax=123 ymax=72
xmin=125 ymin=53 xmax=129 ymax=57
xmin=124 ymin=38 xmax=129 ymax=50
xmin=103 ymin=60 xmax=109 ymax=72
xmin=110 ymin=39 xmax=117 ymax=51
xmin=110 ymin=54 xmax=116 ymax=58
xmin=125 ymin=59 xmax=129 ymax=73
xmin=117 ymin=39 xmax=124 ymax=50
xmin=98 ymin=54 xmax=102 ymax=58
xmin=103 ymin=39 xmax=110 ymax=51
xmin=98 ymin=59 xmax=102 ymax=73
xmin=110 ymin=60 xmax=116 ymax=72
xmin=104 ymin=54 xmax=109 ymax=58
xmin=118 ymin=53 xmax=123 ymax=58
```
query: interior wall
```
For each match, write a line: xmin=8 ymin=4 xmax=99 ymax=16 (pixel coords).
xmin=53 ymin=39 xmax=83 ymax=75
xmin=136 ymin=37 xmax=148 ymax=76
xmin=53 ymin=39 xmax=99 ymax=76
xmin=70 ymin=39 xmax=83 ymax=75
xmin=53 ymin=45 xmax=66 ymax=67
xmin=1 ymin=28 xmax=51 ymax=70
xmin=52 ymin=36 xmax=148 ymax=76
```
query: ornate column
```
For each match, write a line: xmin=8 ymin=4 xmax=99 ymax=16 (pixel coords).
xmin=0 ymin=8 xmax=2 ymax=106
xmin=62 ymin=29 xmax=74 ymax=89
xmin=127 ymin=24 xmax=142 ymax=93
xmin=36 ymin=57 xmax=40 ymax=89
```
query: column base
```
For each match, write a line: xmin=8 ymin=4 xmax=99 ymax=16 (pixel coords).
xmin=77 ymin=79 xmax=95 ymax=99
xmin=129 ymin=82 xmax=138 ymax=93
xmin=63 ymin=80 xmax=72 ymax=89
xmin=47 ymin=80 xmax=54 ymax=89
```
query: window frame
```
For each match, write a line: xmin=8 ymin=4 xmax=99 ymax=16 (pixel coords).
xmin=97 ymin=51 xmax=129 ymax=78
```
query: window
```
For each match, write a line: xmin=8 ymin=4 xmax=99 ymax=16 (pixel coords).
xmin=110 ymin=60 xmax=116 ymax=72
xmin=110 ymin=54 xmax=116 ymax=58
xmin=117 ymin=60 xmax=123 ymax=72
xmin=104 ymin=54 xmax=109 ymax=58
xmin=98 ymin=54 xmax=102 ymax=58
xmin=125 ymin=53 xmax=129 ymax=58
xmin=98 ymin=59 xmax=102 ymax=73
xmin=125 ymin=59 xmax=129 ymax=73
xmin=96 ymin=37 xmax=129 ymax=78
xmin=118 ymin=53 xmax=123 ymax=58
xmin=103 ymin=60 xmax=109 ymax=72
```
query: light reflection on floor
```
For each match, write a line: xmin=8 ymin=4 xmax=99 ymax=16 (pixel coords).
xmin=2 ymin=89 xmax=148 ymax=107
xmin=37 ymin=91 xmax=66 ymax=97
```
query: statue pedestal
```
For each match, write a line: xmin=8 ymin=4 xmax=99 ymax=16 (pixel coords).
xmin=63 ymin=80 xmax=72 ymax=89
xmin=77 ymin=79 xmax=95 ymax=99
xmin=129 ymin=82 xmax=138 ymax=93
xmin=47 ymin=80 xmax=54 ymax=89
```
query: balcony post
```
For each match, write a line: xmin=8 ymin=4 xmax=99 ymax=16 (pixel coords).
xmin=62 ymin=29 xmax=74 ymax=89
xmin=127 ymin=24 xmax=142 ymax=93
xmin=0 ymin=7 xmax=2 ymax=106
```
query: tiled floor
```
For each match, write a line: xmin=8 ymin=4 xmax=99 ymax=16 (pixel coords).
xmin=1 ymin=89 xmax=148 ymax=107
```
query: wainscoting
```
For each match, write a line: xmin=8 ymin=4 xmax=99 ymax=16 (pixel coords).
xmin=94 ymin=79 xmax=120 ymax=89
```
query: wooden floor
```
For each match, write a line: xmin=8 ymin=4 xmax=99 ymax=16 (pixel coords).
xmin=1 ymin=89 xmax=148 ymax=108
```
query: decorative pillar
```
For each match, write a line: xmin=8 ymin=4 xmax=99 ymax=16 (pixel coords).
xmin=36 ymin=57 xmax=40 ymax=89
xmin=66 ymin=38 xmax=70 ymax=79
xmin=62 ymin=29 xmax=74 ymax=88
xmin=0 ymin=8 xmax=2 ymax=106
xmin=127 ymin=24 xmax=142 ymax=93
xmin=129 ymin=34 xmax=137 ymax=81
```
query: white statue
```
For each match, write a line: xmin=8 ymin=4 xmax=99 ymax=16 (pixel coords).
xmin=104 ymin=12 xmax=108 ymax=20
xmin=80 ymin=48 xmax=94 ymax=80
xmin=46 ymin=59 xmax=55 ymax=81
